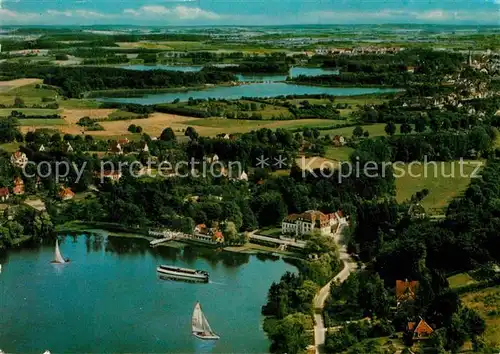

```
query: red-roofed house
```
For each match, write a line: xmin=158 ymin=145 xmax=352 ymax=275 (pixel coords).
xmin=118 ymin=138 xmax=130 ymax=146
xmin=13 ymin=177 xmax=24 ymax=195
xmin=212 ymin=231 xmax=224 ymax=243
xmin=99 ymin=170 xmax=122 ymax=182
xmin=10 ymin=151 xmax=28 ymax=168
xmin=282 ymin=210 xmax=339 ymax=236
xmin=396 ymin=279 xmax=419 ymax=305
xmin=0 ymin=187 xmax=9 ymax=202
xmin=59 ymin=187 xmax=75 ymax=201
xmin=407 ymin=318 xmax=433 ymax=339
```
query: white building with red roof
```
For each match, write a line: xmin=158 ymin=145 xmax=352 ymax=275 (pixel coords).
xmin=282 ymin=210 xmax=342 ymax=236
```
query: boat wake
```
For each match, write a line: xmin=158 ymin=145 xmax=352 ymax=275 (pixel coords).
xmin=208 ymin=280 xmax=226 ymax=286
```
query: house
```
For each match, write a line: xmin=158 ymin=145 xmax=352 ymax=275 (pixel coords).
xmin=10 ymin=151 xmax=28 ymax=168
xmin=39 ymin=144 xmax=46 ymax=152
xmin=282 ymin=210 xmax=340 ymax=236
xmin=207 ymin=154 xmax=219 ymax=163
xmin=407 ymin=318 xmax=433 ymax=339
xmin=212 ymin=231 xmax=224 ymax=243
xmin=0 ymin=187 xmax=9 ymax=202
xmin=333 ymin=135 xmax=346 ymax=147
xmin=118 ymin=138 xmax=130 ymax=146
xmin=66 ymin=142 xmax=74 ymax=153
xmin=407 ymin=66 xmax=415 ymax=73
xmin=109 ymin=142 xmax=123 ymax=155
xmin=396 ymin=279 xmax=419 ymax=305
xmin=99 ymin=170 xmax=122 ymax=182
xmin=59 ymin=187 xmax=75 ymax=201
xmin=408 ymin=203 xmax=426 ymax=219
xmin=13 ymin=177 xmax=24 ymax=195
xmin=194 ymin=224 xmax=207 ymax=234
xmin=238 ymin=171 xmax=248 ymax=181
xmin=142 ymin=143 xmax=149 ymax=153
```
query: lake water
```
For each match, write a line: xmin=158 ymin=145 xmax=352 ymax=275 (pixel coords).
xmin=121 ymin=65 xmax=339 ymax=82
xmin=0 ymin=233 xmax=295 ymax=353
xmin=97 ymin=82 xmax=398 ymax=105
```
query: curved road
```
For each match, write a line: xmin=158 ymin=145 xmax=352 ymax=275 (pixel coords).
xmin=313 ymin=223 xmax=358 ymax=354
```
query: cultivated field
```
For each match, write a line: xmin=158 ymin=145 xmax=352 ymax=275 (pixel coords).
xmin=394 ymin=160 xmax=483 ymax=212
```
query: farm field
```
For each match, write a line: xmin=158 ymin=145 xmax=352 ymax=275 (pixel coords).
xmin=321 ymin=123 xmax=401 ymax=138
xmin=18 ymin=118 xmax=67 ymax=126
xmin=461 ymin=286 xmax=500 ymax=349
xmin=324 ymin=146 xmax=355 ymax=161
xmin=0 ymin=108 xmax=60 ymax=117
xmin=394 ymin=160 xmax=483 ymax=213
xmin=447 ymin=273 xmax=478 ymax=289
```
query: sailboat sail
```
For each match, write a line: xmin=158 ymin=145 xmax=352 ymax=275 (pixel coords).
xmin=192 ymin=302 xmax=217 ymax=338
xmin=54 ymin=240 xmax=66 ymax=264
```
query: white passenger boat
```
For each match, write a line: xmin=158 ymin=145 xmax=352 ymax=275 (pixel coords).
xmin=156 ymin=265 xmax=208 ymax=283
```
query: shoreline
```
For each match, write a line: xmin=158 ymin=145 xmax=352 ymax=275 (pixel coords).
xmin=56 ymin=221 xmax=303 ymax=258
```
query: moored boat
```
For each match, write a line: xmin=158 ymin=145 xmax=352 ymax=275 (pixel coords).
xmin=156 ymin=265 xmax=208 ymax=283
xmin=192 ymin=302 xmax=220 ymax=340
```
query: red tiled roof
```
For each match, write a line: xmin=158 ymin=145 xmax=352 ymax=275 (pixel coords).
xmin=414 ymin=319 xmax=433 ymax=336
xmin=0 ymin=187 xmax=9 ymax=197
xmin=283 ymin=210 xmax=337 ymax=227
xmin=396 ymin=280 xmax=419 ymax=301
xmin=59 ymin=187 xmax=75 ymax=198
xmin=14 ymin=177 xmax=24 ymax=185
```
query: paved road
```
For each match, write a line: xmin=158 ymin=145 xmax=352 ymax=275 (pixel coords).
xmin=313 ymin=223 xmax=358 ymax=354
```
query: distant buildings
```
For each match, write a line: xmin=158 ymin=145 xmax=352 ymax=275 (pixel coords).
xmin=193 ymin=223 xmax=224 ymax=244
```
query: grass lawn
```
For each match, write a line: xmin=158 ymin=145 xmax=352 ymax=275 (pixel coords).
xmin=108 ymin=110 xmax=141 ymax=119
xmin=447 ymin=273 xmax=478 ymax=289
xmin=0 ymin=142 xmax=21 ymax=152
xmin=321 ymin=123 xmax=401 ymax=138
xmin=18 ymin=118 xmax=67 ymax=126
xmin=461 ymin=286 xmax=500 ymax=349
xmin=0 ymin=108 xmax=60 ymax=117
xmin=324 ymin=146 xmax=355 ymax=161
xmin=184 ymin=118 xmax=346 ymax=134
xmin=258 ymin=227 xmax=283 ymax=238
xmin=58 ymin=98 xmax=102 ymax=109
xmin=395 ymin=160 xmax=483 ymax=213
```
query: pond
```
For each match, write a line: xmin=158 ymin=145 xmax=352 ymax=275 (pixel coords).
xmin=0 ymin=233 xmax=295 ymax=353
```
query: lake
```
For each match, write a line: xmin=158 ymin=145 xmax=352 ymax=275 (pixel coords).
xmin=0 ymin=233 xmax=295 ymax=353
xmin=97 ymin=82 xmax=398 ymax=105
xmin=121 ymin=65 xmax=339 ymax=82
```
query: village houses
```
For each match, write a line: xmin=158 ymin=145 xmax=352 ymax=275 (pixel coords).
xmin=0 ymin=187 xmax=10 ymax=202
xmin=13 ymin=177 xmax=24 ymax=195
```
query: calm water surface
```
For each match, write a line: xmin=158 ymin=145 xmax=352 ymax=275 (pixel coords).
xmin=0 ymin=233 xmax=295 ymax=353
xmin=97 ymin=82 xmax=398 ymax=105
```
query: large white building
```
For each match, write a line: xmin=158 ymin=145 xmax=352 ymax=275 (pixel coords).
xmin=282 ymin=210 xmax=346 ymax=236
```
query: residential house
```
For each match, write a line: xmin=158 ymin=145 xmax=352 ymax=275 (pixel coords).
xmin=282 ymin=210 xmax=340 ymax=236
xmin=99 ymin=170 xmax=122 ymax=182
xmin=10 ymin=151 xmax=28 ymax=168
xmin=407 ymin=318 xmax=433 ymax=339
xmin=118 ymin=138 xmax=130 ymax=146
xmin=408 ymin=203 xmax=426 ymax=219
xmin=109 ymin=142 xmax=123 ymax=155
xmin=0 ymin=187 xmax=9 ymax=202
xmin=39 ymin=144 xmax=46 ymax=152
xmin=66 ymin=142 xmax=74 ymax=153
xmin=59 ymin=187 xmax=75 ymax=201
xmin=212 ymin=231 xmax=224 ymax=243
xmin=238 ymin=171 xmax=248 ymax=181
xmin=396 ymin=279 xmax=419 ymax=306
xmin=207 ymin=154 xmax=219 ymax=163
xmin=13 ymin=177 xmax=24 ymax=195
xmin=142 ymin=143 xmax=149 ymax=153
xmin=333 ymin=135 xmax=346 ymax=147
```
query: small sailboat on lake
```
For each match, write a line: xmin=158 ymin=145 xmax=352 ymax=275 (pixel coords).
xmin=192 ymin=302 xmax=220 ymax=340
xmin=51 ymin=239 xmax=69 ymax=264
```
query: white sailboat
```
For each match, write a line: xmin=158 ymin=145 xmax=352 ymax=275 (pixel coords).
xmin=51 ymin=239 xmax=69 ymax=264
xmin=192 ymin=302 xmax=220 ymax=340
